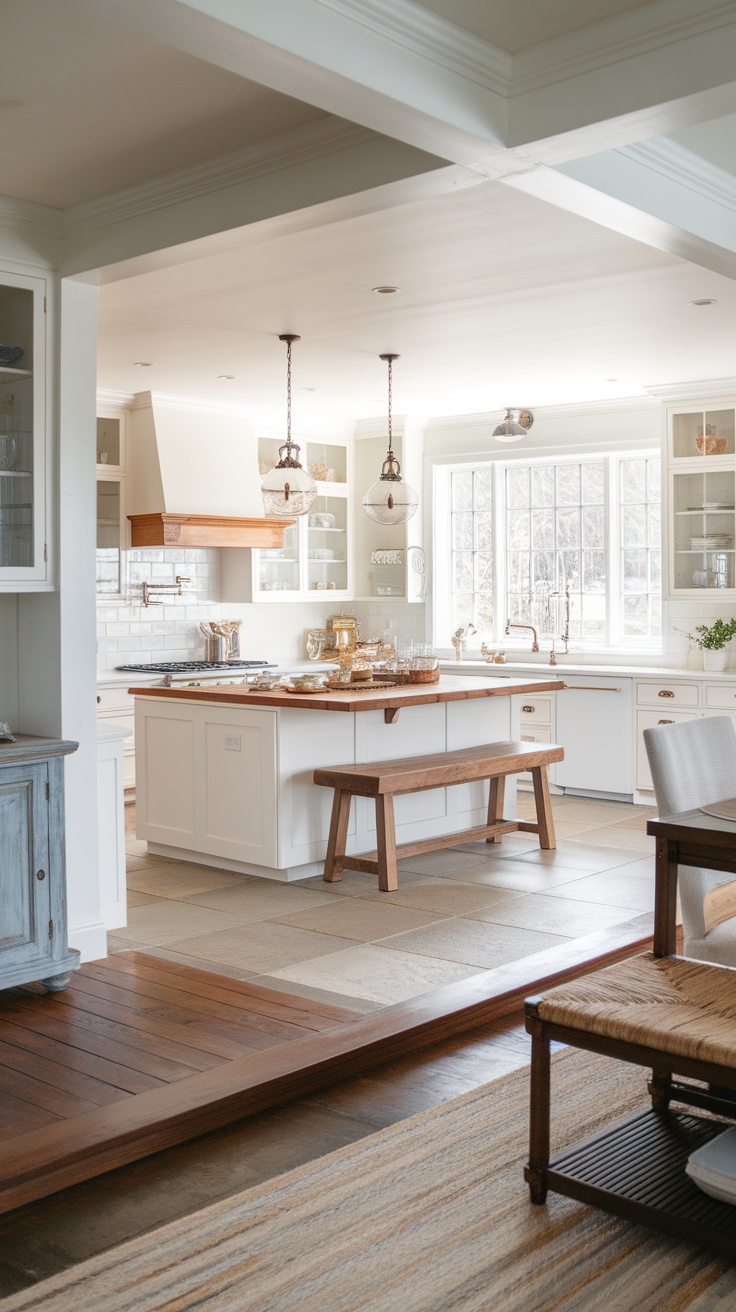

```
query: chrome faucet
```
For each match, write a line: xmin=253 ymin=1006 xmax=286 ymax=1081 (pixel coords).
xmin=452 ymin=623 xmax=476 ymax=661
xmin=505 ymin=620 xmax=539 ymax=653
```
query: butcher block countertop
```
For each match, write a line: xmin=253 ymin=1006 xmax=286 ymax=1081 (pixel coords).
xmin=131 ymin=674 xmax=565 ymax=714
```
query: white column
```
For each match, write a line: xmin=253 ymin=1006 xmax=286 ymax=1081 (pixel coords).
xmin=58 ymin=277 xmax=106 ymax=960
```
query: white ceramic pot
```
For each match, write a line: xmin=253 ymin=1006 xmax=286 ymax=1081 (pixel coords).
xmin=702 ymin=648 xmax=727 ymax=672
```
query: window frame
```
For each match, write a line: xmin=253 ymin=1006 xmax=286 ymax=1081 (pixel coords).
xmin=433 ymin=447 xmax=662 ymax=654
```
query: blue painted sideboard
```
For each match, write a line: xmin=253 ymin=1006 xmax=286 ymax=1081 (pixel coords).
xmin=0 ymin=735 xmax=80 ymax=992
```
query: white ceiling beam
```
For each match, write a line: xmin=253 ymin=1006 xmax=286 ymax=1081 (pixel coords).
xmin=61 ymin=121 xmax=479 ymax=280
xmin=505 ymin=163 xmax=736 ymax=282
xmin=508 ymin=0 xmax=736 ymax=160
xmin=81 ymin=0 xmax=736 ymax=171
xmin=77 ymin=0 xmax=510 ymax=166
xmin=558 ymin=143 xmax=736 ymax=258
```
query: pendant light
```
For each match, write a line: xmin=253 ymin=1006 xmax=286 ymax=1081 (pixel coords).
xmin=260 ymin=334 xmax=317 ymax=518
xmin=362 ymin=354 xmax=418 ymax=525
xmin=492 ymin=408 xmax=534 ymax=443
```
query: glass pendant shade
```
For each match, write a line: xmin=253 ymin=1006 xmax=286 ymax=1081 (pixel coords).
xmin=362 ymin=455 xmax=418 ymax=525
xmin=261 ymin=333 xmax=317 ymax=518
xmin=362 ymin=353 xmax=418 ymax=526
xmin=492 ymin=408 xmax=534 ymax=443
xmin=261 ymin=448 xmax=317 ymax=518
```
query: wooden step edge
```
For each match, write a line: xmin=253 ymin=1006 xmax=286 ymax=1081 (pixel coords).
xmin=0 ymin=916 xmax=652 ymax=1216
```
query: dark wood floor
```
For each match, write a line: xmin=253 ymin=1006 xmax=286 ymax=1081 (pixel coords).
xmin=0 ymin=911 xmax=652 ymax=1228
xmin=0 ymin=1009 xmax=533 ymax=1298
xmin=0 ymin=954 xmax=361 ymax=1213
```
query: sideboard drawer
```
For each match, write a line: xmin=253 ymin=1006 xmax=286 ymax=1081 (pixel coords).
xmin=636 ymin=681 xmax=699 ymax=708
xmin=704 ymin=683 xmax=736 ymax=710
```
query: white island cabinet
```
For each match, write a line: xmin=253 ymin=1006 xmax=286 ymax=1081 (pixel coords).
xmin=133 ymin=676 xmax=563 ymax=880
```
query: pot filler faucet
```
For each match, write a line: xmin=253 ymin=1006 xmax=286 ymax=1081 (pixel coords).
xmin=505 ymin=620 xmax=539 ymax=653
xmin=451 ymin=623 xmax=476 ymax=661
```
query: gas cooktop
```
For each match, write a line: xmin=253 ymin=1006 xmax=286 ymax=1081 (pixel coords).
xmin=116 ymin=661 xmax=274 ymax=673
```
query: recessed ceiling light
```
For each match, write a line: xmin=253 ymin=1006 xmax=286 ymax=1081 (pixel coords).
xmin=302 ymin=387 xmax=318 ymax=392
xmin=689 ymin=299 xmax=718 ymax=306
xmin=132 ymin=361 xmax=153 ymax=367
xmin=218 ymin=374 xmax=235 ymax=380
xmin=603 ymin=377 xmax=619 ymax=382
xmin=372 ymin=285 xmax=400 ymax=294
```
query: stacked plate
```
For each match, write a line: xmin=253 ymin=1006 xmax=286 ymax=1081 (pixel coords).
xmin=687 ymin=1128 xmax=736 ymax=1203
xmin=690 ymin=534 xmax=732 ymax=550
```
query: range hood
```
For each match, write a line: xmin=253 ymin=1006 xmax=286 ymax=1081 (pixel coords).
xmin=126 ymin=392 xmax=292 ymax=547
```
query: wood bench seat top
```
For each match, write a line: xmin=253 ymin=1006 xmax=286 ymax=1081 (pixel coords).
xmin=313 ymin=739 xmax=563 ymax=796
xmin=530 ymin=952 xmax=736 ymax=1069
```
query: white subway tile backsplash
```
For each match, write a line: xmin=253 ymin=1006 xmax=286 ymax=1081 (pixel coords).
xmin=97 ymin=546 xmax=428 ymax=671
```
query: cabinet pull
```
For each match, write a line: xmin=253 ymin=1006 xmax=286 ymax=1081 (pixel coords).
xmin=658 ymin=690 xmax=675 ymax=698
xmin=521 ymin=705 xmax=536 ymax=713
xmin=658 ymin=719 xmax=675 ymax=725
xmin=36 ymin=869 xmax=45 ymax=881
xmin=97 ymin=695 xmax=102 ymax=704
xmin=562 ymin=685 xmax=621 ymax=692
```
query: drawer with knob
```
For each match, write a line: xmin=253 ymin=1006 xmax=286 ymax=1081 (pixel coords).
xmin=514 ymin=695 xmax=553 ymax=725
xmin=704 ymin=683 xmax=736 ymax=710
xmin=636 ymin=708 xmax=697 ymax=790
xmin=636 ymin=681 xmax=699 ymax=709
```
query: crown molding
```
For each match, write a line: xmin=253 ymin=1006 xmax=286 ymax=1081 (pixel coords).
xmin=96 ymin=388 xmax=135 ymax=410
xmin=513 ymin=0 xmax=736 ymax=96
xmin=315 ymin=0 xmax=512 ymax=94
xmin=425 ymin=396 xmax=659 ymax=430
xmin=130 ymin=390 xmax=259 ymax=420
xmin=620 ymin=139 xmax=736 ymax=214
xmin=0 ymin=195 xmax=63 ymax=240
xmin=65 ymin=117 xmax=377 ymax=236
xmin=644 ymin=376 xmax=736 ymax=399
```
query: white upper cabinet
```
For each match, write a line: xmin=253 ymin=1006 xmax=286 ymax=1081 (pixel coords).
xmin=223 ymin=434 xmax=353 ymax=603
xmin=352 ymin=424 xmax=425 ymax=604
xmin=0 ymin=270 xmax=49 ymax=588
xmin=665 ymin=399 xmax=736 ymax=599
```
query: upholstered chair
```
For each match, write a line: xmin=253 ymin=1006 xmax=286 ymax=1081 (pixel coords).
xmin=644 ymin=715 xmax=736 ymax=964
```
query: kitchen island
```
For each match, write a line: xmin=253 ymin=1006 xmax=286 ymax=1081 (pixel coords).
xmin=132 ymin=675 xmax=564 ymax=880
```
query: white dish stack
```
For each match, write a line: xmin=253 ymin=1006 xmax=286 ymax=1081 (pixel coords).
xmin=687 ymin=1128 xmax=736 ymax=1204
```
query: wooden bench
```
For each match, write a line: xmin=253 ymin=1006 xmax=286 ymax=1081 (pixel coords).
xmin=313 ymin=739 xmax=563 ymax=892
xmin=524 ymin=952 xmax=736 ymax=1256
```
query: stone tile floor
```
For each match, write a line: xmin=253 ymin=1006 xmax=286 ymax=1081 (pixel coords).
xmin=112 ymin=792 xmax=657 ymax=1010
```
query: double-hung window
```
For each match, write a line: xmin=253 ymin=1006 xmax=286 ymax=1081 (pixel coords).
xmin=435 ymin=451 xmax=661 ymax=650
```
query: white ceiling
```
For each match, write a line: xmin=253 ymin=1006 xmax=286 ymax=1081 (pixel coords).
xmin=412 ymin=0 xmax=658 ymax=52
xmin=97 ymin=181 xmax=735 ymax=420
xmin=0 ymin=0 xmax=326 ymax=208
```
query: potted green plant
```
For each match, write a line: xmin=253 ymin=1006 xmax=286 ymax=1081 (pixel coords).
xmin=678 ymin=618 xmax=736 ymax=672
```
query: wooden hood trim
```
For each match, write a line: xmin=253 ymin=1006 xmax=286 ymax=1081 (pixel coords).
xmin=128 ymin=513 xmax=294 ymax=549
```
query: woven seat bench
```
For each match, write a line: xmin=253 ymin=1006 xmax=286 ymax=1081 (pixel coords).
xmin=524 ymin=952 xmax=736 ymax=1256
xmin=313 ymin=738 xmax=563 ymax=892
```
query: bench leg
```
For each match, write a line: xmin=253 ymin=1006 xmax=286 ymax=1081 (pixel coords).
xmin=375 ymin=795 xmax=398 ymax=892
xmin=323 ymin=789 xmax=352 ymax=883
xmin=525 ymin=1021 xmax=550 ymax=1205
xmin=486 ymin=776 xmax=505 ymax=843
xmin=531 ymin=765 xmax=556 ymax=850
xmin=648 ymin=1069 xmax=672 ymax=1113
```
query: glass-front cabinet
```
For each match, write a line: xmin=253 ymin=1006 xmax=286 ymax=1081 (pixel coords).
xmin=96 ymin=414 xmax=126 ymax=599
xmin=666 ymin=400 xmax=736 ymax=598
xmin=0 ymin=270 xmax=47 ymax=587
xmin=253 ymin=436 xmax=351 ymax=600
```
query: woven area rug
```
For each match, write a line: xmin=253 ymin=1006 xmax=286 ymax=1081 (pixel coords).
xmin=3 ymin=1049 xmax=733 ymax=1312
